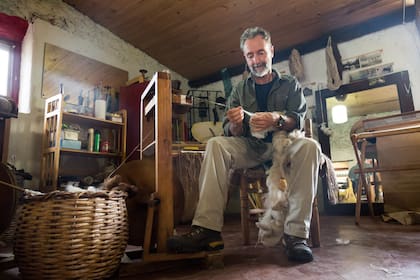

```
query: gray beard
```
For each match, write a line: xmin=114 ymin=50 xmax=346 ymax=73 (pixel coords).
xmin=251 ymin=64 xmax=270 ymax=77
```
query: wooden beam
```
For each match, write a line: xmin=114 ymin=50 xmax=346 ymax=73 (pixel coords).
xmin=189 ymin=6 xmax=415 ymax=88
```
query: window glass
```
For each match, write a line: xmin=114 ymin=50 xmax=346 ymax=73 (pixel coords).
xmin=0 ymin=42 xmax=10 ymax=97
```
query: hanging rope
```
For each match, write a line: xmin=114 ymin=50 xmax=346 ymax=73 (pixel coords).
xmin=326 ymin=36 xmax=342 ymax=90
xmin=242 ymin=63 xmax=249 ymax=80
xmin=289 ymin=48 xmax=304 ymax=82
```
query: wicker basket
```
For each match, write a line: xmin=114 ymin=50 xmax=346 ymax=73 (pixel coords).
xmin=13 ymin=190 xmax=128 ymax=279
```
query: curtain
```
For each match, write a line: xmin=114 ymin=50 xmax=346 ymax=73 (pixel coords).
xmin=19 ymin=22 xmax=33 ymax=113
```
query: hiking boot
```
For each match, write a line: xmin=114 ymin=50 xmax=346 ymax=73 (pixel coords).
xmin=167 ymin=226 xmax=224 ymax=253
xmin=283 ymin=233 xmax=313 ymax=263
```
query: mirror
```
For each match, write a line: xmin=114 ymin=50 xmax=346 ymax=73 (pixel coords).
xmin=316 ymin=71 xmax=414 ymax=215
xmin=42 ymin=43 xmax=128 ymax=111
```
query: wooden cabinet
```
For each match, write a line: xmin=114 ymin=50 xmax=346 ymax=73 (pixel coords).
xmin=119 ymin=82 xmax=149 ymax=160
xmin=120 ymin=81 xmax=192 ymax=161
xmin=40 ymin=94 xmax=127 ymax=192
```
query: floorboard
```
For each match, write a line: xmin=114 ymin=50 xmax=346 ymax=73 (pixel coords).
xmin=1 ymin=215 xmax=420 ymax=279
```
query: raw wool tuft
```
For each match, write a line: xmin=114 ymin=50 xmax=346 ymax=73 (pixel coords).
xmin=256 ymin=129 xmax=305 ymax=246
xmin=289 ymin=48 xmax=305 ymax=82
xmin=256 ymin=207 xmax=286 ymax=247
xmin=326 ymin=36 xmax=342 ymax=90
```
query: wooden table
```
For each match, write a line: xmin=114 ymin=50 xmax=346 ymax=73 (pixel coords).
xmin=350 ymin=110 xmax=420 ymax=224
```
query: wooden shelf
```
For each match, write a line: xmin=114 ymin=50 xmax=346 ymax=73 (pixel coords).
xmin=63 ymin=112 xmax=125 ymax=127
xmin=60 ymin=148 xmax=123 ymax=157
xmin=40 ymin=94 xmax=127 ymax=192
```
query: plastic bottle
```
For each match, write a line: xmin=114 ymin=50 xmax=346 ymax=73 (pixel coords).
xmin=93 ymin=130 xmax=101 ymax=152
xmin=87 ymin=128 xmax=94 ymax=152
xmin=94 ymin=84 xmax=106 ymax=119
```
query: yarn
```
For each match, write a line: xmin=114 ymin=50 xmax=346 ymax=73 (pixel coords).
xmin=256 ymin=129 xmax=305 ymax=247
xmin=326 ymin=36 xmax=342 ymax=90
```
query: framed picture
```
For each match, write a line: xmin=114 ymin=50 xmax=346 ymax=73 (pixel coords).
xmin=348 ymin=62 xmax=394 ymax=82
xmin=342 ymin=49 xmax=383 ymax=71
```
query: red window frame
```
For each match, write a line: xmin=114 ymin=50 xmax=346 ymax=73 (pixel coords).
xmin=0 ymin=13 xmax=28 ymax=104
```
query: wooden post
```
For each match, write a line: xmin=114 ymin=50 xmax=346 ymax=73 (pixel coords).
xmin=240 ymin=172 xmax=250 ymax=245
xmin=140 ymin=72 xmax=173 ymax=253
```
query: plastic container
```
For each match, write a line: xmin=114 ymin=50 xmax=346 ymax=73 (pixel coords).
xmin=87 ymin=128 xmax=94 ymax=152
xmin=94 ymin=100 xmax=106 ymax=119
xmin=94 ymin=86 xmax=107 ymax=119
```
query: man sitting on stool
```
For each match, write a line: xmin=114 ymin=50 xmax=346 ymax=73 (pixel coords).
xmin=167 ymin=26 xmax=322 ymax=263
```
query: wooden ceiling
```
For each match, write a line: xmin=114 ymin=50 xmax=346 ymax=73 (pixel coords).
xmin=63 ymin=0 xmax=414 ymax=87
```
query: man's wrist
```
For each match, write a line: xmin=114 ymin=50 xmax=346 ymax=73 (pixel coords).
xmin=273 ymin=112 xmax=286 ymax=129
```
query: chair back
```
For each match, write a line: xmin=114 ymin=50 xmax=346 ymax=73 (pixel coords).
xmin=304 ymin=118 xmax=313 ymax=139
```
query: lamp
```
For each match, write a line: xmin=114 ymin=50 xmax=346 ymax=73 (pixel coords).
xmin=332 ymin=104 xmax=348 ymax=124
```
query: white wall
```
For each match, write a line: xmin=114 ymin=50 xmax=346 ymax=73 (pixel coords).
xmin=201 ymin=22 xmax=420 ymax=214
xmin=202 ymin=22 xmax=420 ymax=113
xmin=0 ymin=0 xmax=188 ymax=187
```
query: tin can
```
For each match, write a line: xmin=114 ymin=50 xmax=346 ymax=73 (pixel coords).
xmin=93 ymin=130 xmax=100 ymax=152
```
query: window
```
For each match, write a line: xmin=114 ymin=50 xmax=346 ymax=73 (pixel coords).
xmin=0 ymin=12 xmax=29 ymax=105
xmin=0 ymin=40 xmax=13 ymax=97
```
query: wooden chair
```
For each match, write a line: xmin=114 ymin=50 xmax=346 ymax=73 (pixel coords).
xmin=239 ymin=119 xmax=321 ymax=248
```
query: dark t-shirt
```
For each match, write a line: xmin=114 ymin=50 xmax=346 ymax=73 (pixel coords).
xmin=255 ymin=81 xmax=274 ymax=111
xmin=223 ymin=71 xmax=306 ymax=153
xmin=255 ymin=80 xmax=274 ymax=142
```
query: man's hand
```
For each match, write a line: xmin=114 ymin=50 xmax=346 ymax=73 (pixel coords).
xmin=249 ymin=112 xmax=278 ymax=132
xmin=226 ymin=106 xmax=244 ymax=136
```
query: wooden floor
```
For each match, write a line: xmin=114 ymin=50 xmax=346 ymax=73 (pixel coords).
xmin=1 ymin=215 xmax=420 ymax=279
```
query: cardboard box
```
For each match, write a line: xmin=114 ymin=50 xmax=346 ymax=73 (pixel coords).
xmin=63 ymin=129 xmax=79 ymax=141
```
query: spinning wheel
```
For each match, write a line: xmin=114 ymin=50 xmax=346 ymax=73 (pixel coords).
xmin=120 ymin=72 xmax=222 ymax=276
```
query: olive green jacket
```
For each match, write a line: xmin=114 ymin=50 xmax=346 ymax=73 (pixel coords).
xmin=221 ymin=71 xmax=306 ymax=155
xmin=223 ymin=70 xmax=307 ymax=139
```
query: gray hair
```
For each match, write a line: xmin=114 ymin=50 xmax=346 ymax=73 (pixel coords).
xmin=240 ymin=27 xmax=271 ymax=50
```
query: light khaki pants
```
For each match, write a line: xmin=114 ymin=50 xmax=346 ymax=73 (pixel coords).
xmin=192 ymin=136 xmax=322 ymax=239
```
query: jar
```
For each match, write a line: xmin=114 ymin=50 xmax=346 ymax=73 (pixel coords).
xmin=100 ymin=140 xmax=109 ymax=153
